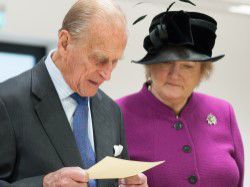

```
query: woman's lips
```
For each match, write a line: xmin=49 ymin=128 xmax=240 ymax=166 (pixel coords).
xmin=166 ymin=82 xmax=181 ymax=87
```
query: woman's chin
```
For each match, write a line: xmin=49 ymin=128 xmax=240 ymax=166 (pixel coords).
xmin=164 ymin=92 xmax=184 ymax=102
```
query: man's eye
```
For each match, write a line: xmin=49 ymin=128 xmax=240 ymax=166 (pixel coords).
xmin=100 ymin=60 xmax=108 ymax=65
xmin=95 ymin=60 xmax=105 ymax=65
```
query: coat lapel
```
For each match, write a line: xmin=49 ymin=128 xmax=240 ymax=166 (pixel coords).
xmin=91 ymin=92 xmax=119 ymax=186
xmin=90 ymin=91 xmax=116 ymax=162
xmin=31 ymin=60 xmax=83 ymax=168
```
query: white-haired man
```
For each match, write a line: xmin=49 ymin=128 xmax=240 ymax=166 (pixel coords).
xmin=0 ymin=0 xmax=147 ymax=186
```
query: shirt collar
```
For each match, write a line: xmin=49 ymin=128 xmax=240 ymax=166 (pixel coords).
xmin=45 ymin=49 xmax=74 ymax=100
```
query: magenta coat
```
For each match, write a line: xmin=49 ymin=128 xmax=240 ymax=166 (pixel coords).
xmin=116 ymin=84 xmax=244 ymax=187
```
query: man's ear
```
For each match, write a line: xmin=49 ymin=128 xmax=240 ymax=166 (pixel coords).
xmin=58 ymin=30 xmax=72 ymax=58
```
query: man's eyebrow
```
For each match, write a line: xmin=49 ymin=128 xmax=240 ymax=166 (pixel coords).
xmin=90 ymin=51 xmax=109 ymax=61
xmin=89 ymin=50 xmax=124 ymax=63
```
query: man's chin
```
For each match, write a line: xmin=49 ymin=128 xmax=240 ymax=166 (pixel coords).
xmin=79 ymin=88 xmax=99 ymax=97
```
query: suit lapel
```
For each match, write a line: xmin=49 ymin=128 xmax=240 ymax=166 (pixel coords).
xmin=31 ymin=60 xmax=83 ymax=168
xmin=90 ymin=91 xmax=116 ymax=162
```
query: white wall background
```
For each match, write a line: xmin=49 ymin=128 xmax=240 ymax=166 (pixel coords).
xmin=0 ymin=0 xmax=249 ymax=186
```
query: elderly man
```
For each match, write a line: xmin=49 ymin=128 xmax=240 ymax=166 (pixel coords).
xmin=0 ymin=0 xmax=147 ymax=186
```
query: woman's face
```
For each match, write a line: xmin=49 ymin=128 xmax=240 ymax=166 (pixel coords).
xmin=149 ymin=61 xmax=202 ymax=105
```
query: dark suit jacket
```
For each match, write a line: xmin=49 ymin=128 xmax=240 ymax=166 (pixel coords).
xmin=0 ymin=58 xmax=128 ymax=187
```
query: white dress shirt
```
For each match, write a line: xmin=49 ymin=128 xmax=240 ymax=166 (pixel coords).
xmin=44 ymin=50 xmax=95 ymax=151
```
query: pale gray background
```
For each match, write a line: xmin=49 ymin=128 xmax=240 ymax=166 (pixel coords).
xmin=0 ymin=0 xmax=249 ymax=186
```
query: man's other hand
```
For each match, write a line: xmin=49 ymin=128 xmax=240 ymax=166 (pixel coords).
xmin=43 ymin=167 xmax=89 ymax=187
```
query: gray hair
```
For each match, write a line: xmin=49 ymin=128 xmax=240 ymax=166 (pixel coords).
xmin=60 ymin=0 xmax=126 ymax=40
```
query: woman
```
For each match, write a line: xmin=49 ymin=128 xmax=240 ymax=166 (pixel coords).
xmin=117 ymin=10 xmax=244 ymax=187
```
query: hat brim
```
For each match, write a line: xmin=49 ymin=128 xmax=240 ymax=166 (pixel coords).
xmin=132 ymin=47 xmax=225 ymax=64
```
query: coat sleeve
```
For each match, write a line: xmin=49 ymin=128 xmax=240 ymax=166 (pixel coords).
xmin=0 ymin=97 xmax=44 ymax=187
xmin=229 ymin=104 xmax=244 ymax=187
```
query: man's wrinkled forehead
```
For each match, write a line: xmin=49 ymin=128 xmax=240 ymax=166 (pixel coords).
xmin=88 ymin=48 xmax=124 ymax=62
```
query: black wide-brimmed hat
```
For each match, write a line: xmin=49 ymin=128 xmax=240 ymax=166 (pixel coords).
xmin=133 ymin=10 xmax=225 ymax=64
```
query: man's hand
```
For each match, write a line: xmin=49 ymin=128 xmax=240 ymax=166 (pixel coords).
xmin=43 ymin=167 xmax=89 ymax=187
xmin=119 ymin=173 xmax=148 ymax=187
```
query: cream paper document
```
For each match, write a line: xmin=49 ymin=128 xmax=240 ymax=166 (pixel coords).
xmin=87 ymin=156 xmax=165 ymax=179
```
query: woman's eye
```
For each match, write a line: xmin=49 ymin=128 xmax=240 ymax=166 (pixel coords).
xmin=183 ymin=65 xmax=193 ymax=69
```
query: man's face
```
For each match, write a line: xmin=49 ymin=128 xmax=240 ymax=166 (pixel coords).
xmin=58 ymin=20 xmax=127 ymax=97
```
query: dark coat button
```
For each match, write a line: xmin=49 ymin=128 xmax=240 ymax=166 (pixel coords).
xmin=174 ymin=122 xmax=183 ymax=130
xmin=182 ymin=145 xmax=192 ymax=153
xmin=188 ymin=175 xmax=198 ymax=184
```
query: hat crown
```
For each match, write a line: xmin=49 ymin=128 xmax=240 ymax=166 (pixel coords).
xmin=143 ymin=11 xmax=218 ymax=57
xmin=149 ymin=11 xmax=217 ymax=32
